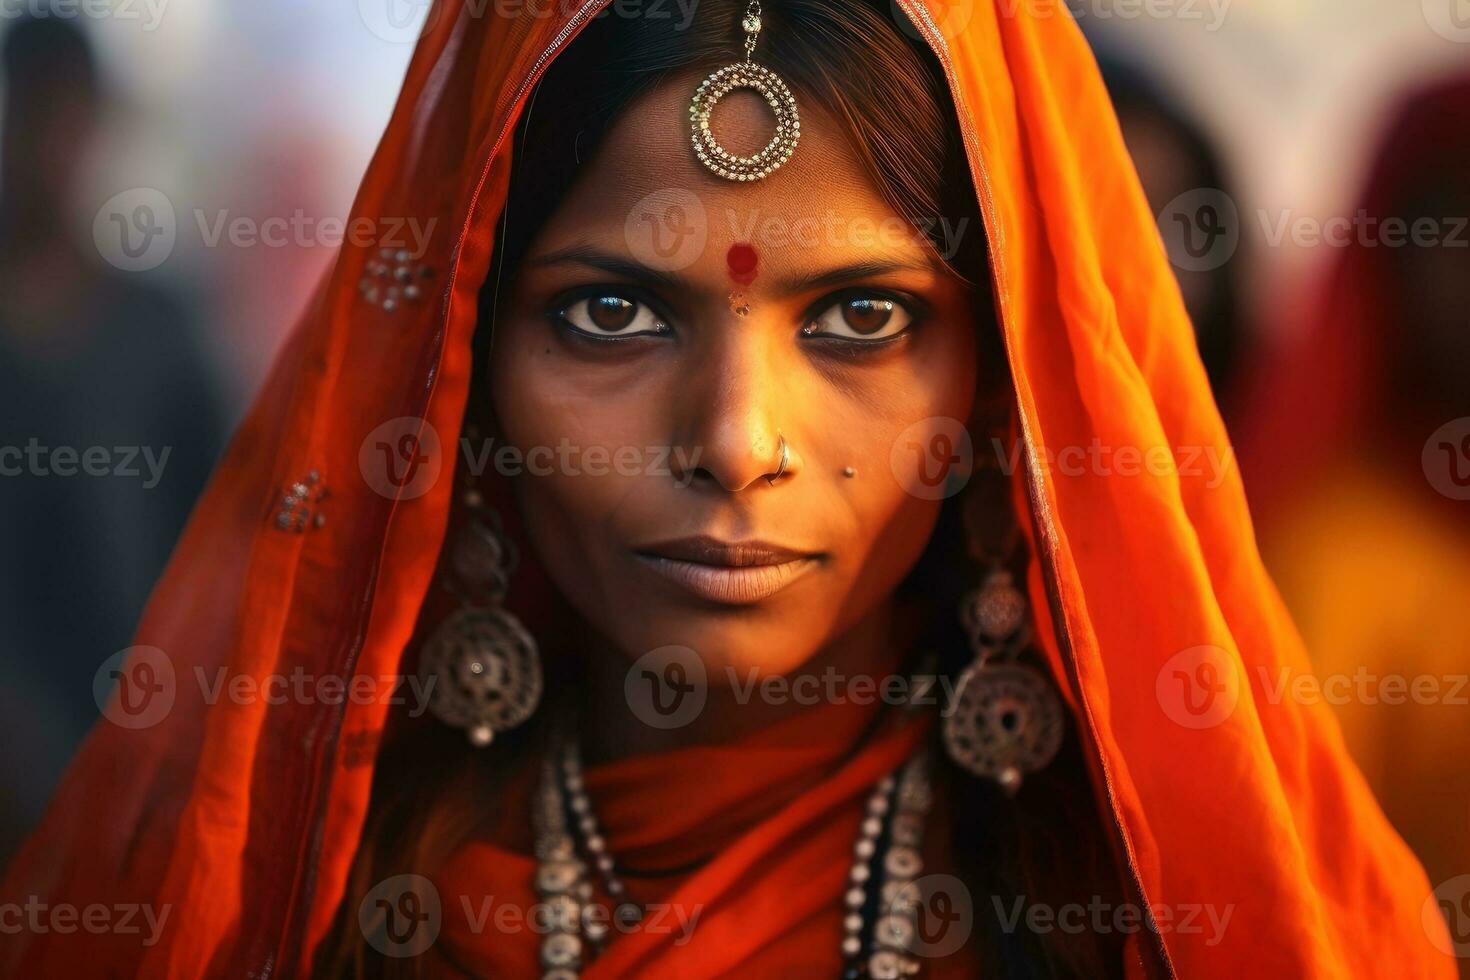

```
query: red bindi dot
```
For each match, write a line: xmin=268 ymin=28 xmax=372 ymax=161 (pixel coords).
xmin=726 ymin=243 xmax=758 ymax=286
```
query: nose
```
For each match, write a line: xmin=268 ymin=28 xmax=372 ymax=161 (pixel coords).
xmin=671 ymin=329 xmax=803 ymax=492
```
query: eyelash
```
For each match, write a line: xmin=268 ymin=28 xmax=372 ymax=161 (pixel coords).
xmin=547 ymin=286 xmax=926 ymax=347
xmin=799 ymin=288 xmax=926 ymax=346
xmin=549 ymin=285 xmax=673 ymax=343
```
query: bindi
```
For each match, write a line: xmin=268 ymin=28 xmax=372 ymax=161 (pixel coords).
xmin=726 ymin=242 xmax=759 ymax=286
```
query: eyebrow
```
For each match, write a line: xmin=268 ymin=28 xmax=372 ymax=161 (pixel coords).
xmin=778 ymin=257 xmax=940 ymax=293
xmin=524 ymin=244 xmax=941 ymax=295
xmin=525 ymin=244 xmax=687 ymax=292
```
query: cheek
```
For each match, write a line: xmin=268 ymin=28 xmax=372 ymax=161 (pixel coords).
xmin=487 ymin=323 xmax=673 ymax=586
xmin=814 ymin=321 xmax=979 ymax=616
xmin=833 ymin=324 xmax=979 ymax=498
xmin=490 ymin=318 xmax=668 ymax=456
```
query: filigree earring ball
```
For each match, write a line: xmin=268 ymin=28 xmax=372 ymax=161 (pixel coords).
xmin=420 ymin=482 xmax=543 ymax=747
xmin=941 ymin=434 xmax=1065 ymax=794
xmin=943 ymin=568 xmax=1065 ymax=795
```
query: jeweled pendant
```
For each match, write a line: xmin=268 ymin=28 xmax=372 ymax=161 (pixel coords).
xmin=688 ymin=2 xmax=800 ymax=182
xmin=689 ymin=61 xmax=801 ymax=182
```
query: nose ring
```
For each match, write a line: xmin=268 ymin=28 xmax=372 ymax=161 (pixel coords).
xmin=767 ymin=434 xmax=790 ymax=485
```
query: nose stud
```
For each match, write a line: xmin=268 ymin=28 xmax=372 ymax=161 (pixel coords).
xmin=767 ymin=434 xmax=790 ymax=485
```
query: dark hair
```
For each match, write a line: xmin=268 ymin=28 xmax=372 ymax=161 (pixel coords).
xmin=322 ymin=3 xmax=1128 ymax=976
xmin=1 ymin=13 xmax=98 ymax=95
xmin=491 ymin=0 xmax=984 ymax=285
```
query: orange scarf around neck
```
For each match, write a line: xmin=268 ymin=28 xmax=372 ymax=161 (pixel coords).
xmin=430 ymin=701 xmax=991 ymax=979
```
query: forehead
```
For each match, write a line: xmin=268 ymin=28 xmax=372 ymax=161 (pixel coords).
xmin=529 ymin=71 xmax=931 ymax=269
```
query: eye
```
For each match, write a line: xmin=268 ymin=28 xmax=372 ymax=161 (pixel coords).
xmin=555 ymin=291 xmax=670 ymax=339
xmin=802 ymin=292 xmax=915 ymax=342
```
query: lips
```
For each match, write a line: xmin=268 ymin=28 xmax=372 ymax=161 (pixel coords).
xmin=634 ymin=535 xmax=823 ymax=605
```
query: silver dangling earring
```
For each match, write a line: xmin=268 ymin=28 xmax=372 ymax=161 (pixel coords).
xmin=418 ymin=483 xmax=542 ymax=747
xmin=943 ymin=566 xmax=1064 ymax=795
xmin=941 ymin=427 xmax=1064 ymax=795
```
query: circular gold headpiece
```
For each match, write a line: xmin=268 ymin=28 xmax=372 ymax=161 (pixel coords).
xmin=689 ymin=2 xmax=801 ymax=182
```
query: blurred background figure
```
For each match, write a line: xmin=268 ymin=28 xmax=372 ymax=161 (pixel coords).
xmin=1240 ymin=72 xmax=1470 ymax=912
xmin=0 ymin=14 xmax=224 ymax=860
xmin=1095 ymin=52 xmax=1250 ymax=423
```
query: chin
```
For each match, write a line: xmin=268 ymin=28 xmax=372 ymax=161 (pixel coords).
xmin=608 ymin=608 xmax=829 ymax=684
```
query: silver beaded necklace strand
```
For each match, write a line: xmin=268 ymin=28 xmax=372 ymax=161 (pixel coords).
xmin=532 ymin=729 xmax=936 ymax=979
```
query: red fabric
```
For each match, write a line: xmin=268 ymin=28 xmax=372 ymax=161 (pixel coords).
xmin=431 ymin=702 xmax=987 ymax=979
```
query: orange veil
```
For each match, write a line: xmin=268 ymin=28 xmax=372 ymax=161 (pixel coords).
xmin=1 ymin=2 xmax=1451 ymax=977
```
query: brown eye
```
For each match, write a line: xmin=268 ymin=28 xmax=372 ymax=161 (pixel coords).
xmin=805 ymin=293 xmax=913 ymax=341
xmin=841 ymin=298 xmax=895 ymax=335
xmin=559 ymin=293 xmax=668 ymax=338
xmin=588 ymin=296 xmax=636 ymax=332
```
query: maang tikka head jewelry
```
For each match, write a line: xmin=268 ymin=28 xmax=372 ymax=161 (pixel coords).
xmin=689 ymin=1 xmax=801 ymax=182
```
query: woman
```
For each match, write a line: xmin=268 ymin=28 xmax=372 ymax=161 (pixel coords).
xmin=1 ymin=2 xmax=1451 ymax=977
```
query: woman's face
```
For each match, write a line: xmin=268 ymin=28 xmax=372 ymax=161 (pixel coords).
xmin=490 ymin=77 xmax=979 ymax=682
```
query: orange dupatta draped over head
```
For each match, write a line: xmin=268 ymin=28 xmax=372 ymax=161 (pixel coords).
xmin=1 ymin=1 xmax=1452 ymax=977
